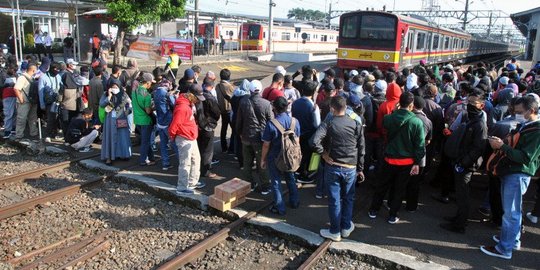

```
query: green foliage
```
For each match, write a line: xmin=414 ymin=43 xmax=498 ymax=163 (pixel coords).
xmin=25 ymin=33 xmax=34 ymax=47
xmin=105 ymin=0 xmax=186 ymax=31
xmin=287 ymin=8 xmax=326 ymax=21
xmin=23 ymin=19 xmax=33 ymax=35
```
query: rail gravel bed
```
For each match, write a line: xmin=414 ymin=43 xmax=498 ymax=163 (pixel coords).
xmin=1 ymin=182 xmax=228 ymax=269
xmin=181 ymin=226 xmax=311 ymax=270
xmin=0 ymin=165 xmax=99 ymax=208
xmin=313 ymin=252 xmax=383 ymax=270
xmin=0 ymin=145 xmax=65 ymax=177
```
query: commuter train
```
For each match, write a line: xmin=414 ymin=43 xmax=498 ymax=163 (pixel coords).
xmin=198 ymin=22 xmax=338 ymax=52
xmin=337 ymin=11 xmax=520 ymax=71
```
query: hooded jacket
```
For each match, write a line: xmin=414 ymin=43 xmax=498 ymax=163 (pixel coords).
xmin=499 ymin=120 xmax=540 ymax=176
xmin=236 ymin=92 xmax=273 ymax=144
xmin=383 ymin=109 xmax=426 ymax=165
xmin=169 ymin=94 xmax=198 ymax=141
xmin=377 ymin=82 xmax=402 ymax=137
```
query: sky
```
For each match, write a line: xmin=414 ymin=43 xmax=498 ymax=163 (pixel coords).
xmin=187 ymin=0 xmax=538 ymax=31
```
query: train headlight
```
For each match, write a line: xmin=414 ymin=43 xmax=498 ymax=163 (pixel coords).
xmin=342 ymin=50 xmax=348 ymax=57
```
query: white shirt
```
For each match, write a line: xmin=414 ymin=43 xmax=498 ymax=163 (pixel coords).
xmin=34 ymin=34 xmax=43 ymax=44
xmin=44 ymin=36 xmax=53 ymax=46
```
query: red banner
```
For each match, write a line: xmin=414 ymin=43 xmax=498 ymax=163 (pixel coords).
xmin=160 ymin=38 xmax=193 ymax=61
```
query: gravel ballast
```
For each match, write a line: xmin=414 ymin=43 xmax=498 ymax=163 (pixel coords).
xmin=313 ymin=252 xmax=383 ymax=270
xmin=1 ymin=182 xmax=228 ymax=269
xmin=0 ymin=145 xmax=65 ymax=177
xmin=0 ymin=165 xmax=99 ymax=208
xmin=182 ymin=226 xmax=311 ymax=270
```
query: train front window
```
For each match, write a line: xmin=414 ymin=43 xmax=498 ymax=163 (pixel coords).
xmin=247 ymin=25 xmax=260 ymax=40
xmin=360 ymin=15 xmax=396 ymax=40
xmin=341 ymin=15 xmax=359 ymax=38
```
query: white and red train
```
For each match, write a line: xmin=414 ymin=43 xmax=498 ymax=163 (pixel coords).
xmin=337 ymin=10 xmax=520 ymax=71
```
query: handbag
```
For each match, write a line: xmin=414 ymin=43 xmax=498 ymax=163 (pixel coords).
xmin=116 ymin=118 xmax=128 ymax=128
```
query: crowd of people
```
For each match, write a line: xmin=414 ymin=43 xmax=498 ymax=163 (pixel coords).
xmin=1 ymin=41 xmax=540 ymax=260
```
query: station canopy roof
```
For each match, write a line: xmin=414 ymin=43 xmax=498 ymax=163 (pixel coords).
xmin=510 ymin=6 xmax=540 ymax=37
xmin=0 ymin=0 xmax=104 ymax=14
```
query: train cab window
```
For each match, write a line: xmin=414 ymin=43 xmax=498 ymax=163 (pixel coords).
xmin=360 ymin=15 xmax=396 ymax=40
xmin=247 ymin=25 xmax=261 ymax=40
xmin=432 ymin=34 xmax=440 ymax=50
xmin=416 ymin=32 xmax=426 ymax=51
xmin=341 ymin=15 xmax=359 ymax=38
xmin=282 ymin=32 xmax=291 ymax=41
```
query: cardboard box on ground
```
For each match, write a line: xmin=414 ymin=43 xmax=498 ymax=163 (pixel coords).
xmin=209 ymin=178 xmax=251 ymax=212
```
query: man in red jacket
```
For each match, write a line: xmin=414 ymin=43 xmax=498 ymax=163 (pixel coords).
xmin=376 ymin=73 xmax=401 ymax=140
xmin=170 ymin=91 xmax=206 ymax=194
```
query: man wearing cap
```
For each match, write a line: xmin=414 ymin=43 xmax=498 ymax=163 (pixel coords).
xmin=236 ymin=80 xmax=273 ymax=194
xmin=132 ymin=72 xmax=157 ymax=166
xmin=493 ymin=76 xmax=510 ymax=101
xmin=170 ymin=88 xmax=206 ymax=194
xmin=344 ymin=70 xmax=359 ymax=92
xmin=178 ymin=68 xmax=195 ymax=93
xmin=194 ymin=78 xmax=221 ymax=178
xmin=316 ymin=69 xmax=336 ymax=105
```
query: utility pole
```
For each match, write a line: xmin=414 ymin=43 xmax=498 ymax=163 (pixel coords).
xmin=327 ymin=2 xmax=332 ymax=28
xmin=462 ymin=0 xmax=469 ymax=31
xmin=194 ymin=0 xmax=199 ymax=36
xmin=268 ymin=0 xmax=275 ymax=53
xmin=487 ymin=12 xmax=492 ymax=38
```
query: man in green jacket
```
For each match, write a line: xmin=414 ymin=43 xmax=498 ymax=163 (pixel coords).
xmin=368 ymin=91 xmax=425 ymax=224
xmin=481 ymin=96 xmax=540 ymax=259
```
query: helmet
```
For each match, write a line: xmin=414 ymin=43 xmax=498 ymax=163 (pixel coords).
xmin=0 ymin=43 xmax=8 ymax=50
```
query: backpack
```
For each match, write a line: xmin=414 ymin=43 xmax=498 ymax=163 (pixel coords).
xmin=43 ymin=74 xmax=59 ymax=105
xmin=271 ymin=118 xmax=302 ymax=172
xmin=444 ymin=121 xmax=468 ymax=159
xmin=23 ymin=75 xmax=39 ymax=104
xmin=486 ymin=125 xmax=540 ymax=176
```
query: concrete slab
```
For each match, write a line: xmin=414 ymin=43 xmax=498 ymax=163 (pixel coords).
xmin=248 ymin=215 xmax=324 ymax=247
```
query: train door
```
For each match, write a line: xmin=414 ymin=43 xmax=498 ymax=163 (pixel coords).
xmin=404 ymin=30 xmax=414 ymax=67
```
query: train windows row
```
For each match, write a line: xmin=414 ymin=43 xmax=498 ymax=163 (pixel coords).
xmin=408 ymin=29 xmax=469 ymax=52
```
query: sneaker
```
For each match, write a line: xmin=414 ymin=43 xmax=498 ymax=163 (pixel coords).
xmin=2 ymin=133 xmax=10 ymax=139
xmin=296 ymin=178 xmax=314 ymax=184
xmin=260 ymin=187 xmax=271 ymax=195
xmin=140 ymin=161 xmax=156 ymax=166
xmin=211 ymin=159 xmax=220 ymax=165
xmin=315 ymin=194 xmax=323 ymax=199
xmin=478 ymin=207 xmax=491 ymax=217
xmin=387 ymin=216 xmax=400 ymax=224
xmin=78 ymin=147 xmax=91 ymax=153
xmin=492 ymin=235 xmax=521 ymax=250
xmin=368 ymin=210 xmax=377 ymax=219
xmin=320 ymin=229 xmax=341 ymax=242
xmin=341 ymin=221 xmax=355 ymax=238
xmin=162 ymin=164 xmax=173 ymax=171
xmin=250 ymin=182 xmax=259 ymax=192
xmin=432 ymin=194 xmax=450 ymax=204
xmin=151 ymin=144 xmax=158 ymax=152
xmin=44 ymin=137 xmax=51 ymax=143
xmin=480 ymin=245 xmax=511 ymax=260
xmin=526 ymin=212 xmax=538 ymax=224
xmin=189 ymin=181 xmax=206 ymax=189
xmin=176 ymin=189 xmax=195 ymax=195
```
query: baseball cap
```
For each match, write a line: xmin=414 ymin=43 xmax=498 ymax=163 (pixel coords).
xmin=324 ymin=69 xmax=336 ymax=78
xmin=66 ymin=58 xmax=78 ymax=65
xmin=420 ymin=59 xmax=426 ymax=65
xmin=184 ymin=68 xmax=195 ymax=79
xmin=360 ymin=70 xmax=369 ymax=77
xmin=275 ymin=66 xmax=286 ymax=76
xmin=444 ymin=64 xmax=453 ymax=70
xmin=141 ymin=72 xmax=156 ymax=83
xmin=499 ymin=76 xmax=509 ymax=85
xmin=348 ymin=93 xmax=362 ymax=108
xmin=189 ymin=83 xmax=205 ymax=101
xmin=374 ymin=79 xmax=388 ymax=93
xmin=249 ymin=80 xmax=263 ymax=93
xmin=349 ymin=70 xmax=359 ymax=77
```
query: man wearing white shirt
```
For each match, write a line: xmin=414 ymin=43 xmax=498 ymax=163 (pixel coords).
xmin=43 ymin=32 xmax=53 ymax=61
xmin=34 ymin=30 xmax=45 ymax=61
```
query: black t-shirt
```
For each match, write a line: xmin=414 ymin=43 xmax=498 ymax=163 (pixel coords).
xmin=64 ymin=37 xmax=74 ymax=48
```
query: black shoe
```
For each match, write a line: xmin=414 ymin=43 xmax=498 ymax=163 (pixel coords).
xmin=439 ymin=223 xmax=465 ymax=234
xmin=251 ymin=182 xmax=259 ymax=192
xmin=432 ymin=194 xmax=450 ymax=204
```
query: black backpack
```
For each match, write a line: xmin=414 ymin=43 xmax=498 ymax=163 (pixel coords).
xmin=23 ymin=75 xmax=40 ymax=105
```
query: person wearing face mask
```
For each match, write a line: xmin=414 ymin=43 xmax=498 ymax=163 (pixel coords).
xmin=368 ymin=92 xmax=424 ymax=225
xmin=39 ymin=62 xmax=63 ymax=142
xmin=440 ymin=90 xmax=488 ymax=234
xmin=132 ymin=72 xmax=156 ymax=166
xmin=13 ymin=63 xmax=39 ymax=141
xmin=100 ymin=82 xmax=132 ymax=165
xmin=481 ymin=96 xmax=540 ymax=259
xmin=65 ymin=108 xmax=99 ymax=152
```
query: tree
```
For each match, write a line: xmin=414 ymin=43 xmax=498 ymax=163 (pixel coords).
xmin=287 ymin=8 xmax=326 ymax=21
xmin=105 ymin=0 xmax=186 ymax=65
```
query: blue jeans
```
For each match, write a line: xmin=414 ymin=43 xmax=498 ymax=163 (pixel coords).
xmin=496 ymin=173 xmax=530 ymax=257
xmin=157 ymin=126 xmax=178 ymax=168
xmin=268 ymin=157 xmax=299 ymax=214
xmin=138 ymin=125 xmax=155 ymax=164
xmin=315 ymin=161 xmax=326 ymax=196
xmin=325 ymin=164 xmax=356 ymax=234
xmin=3 ymin=97 xmax=16 ymax=135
